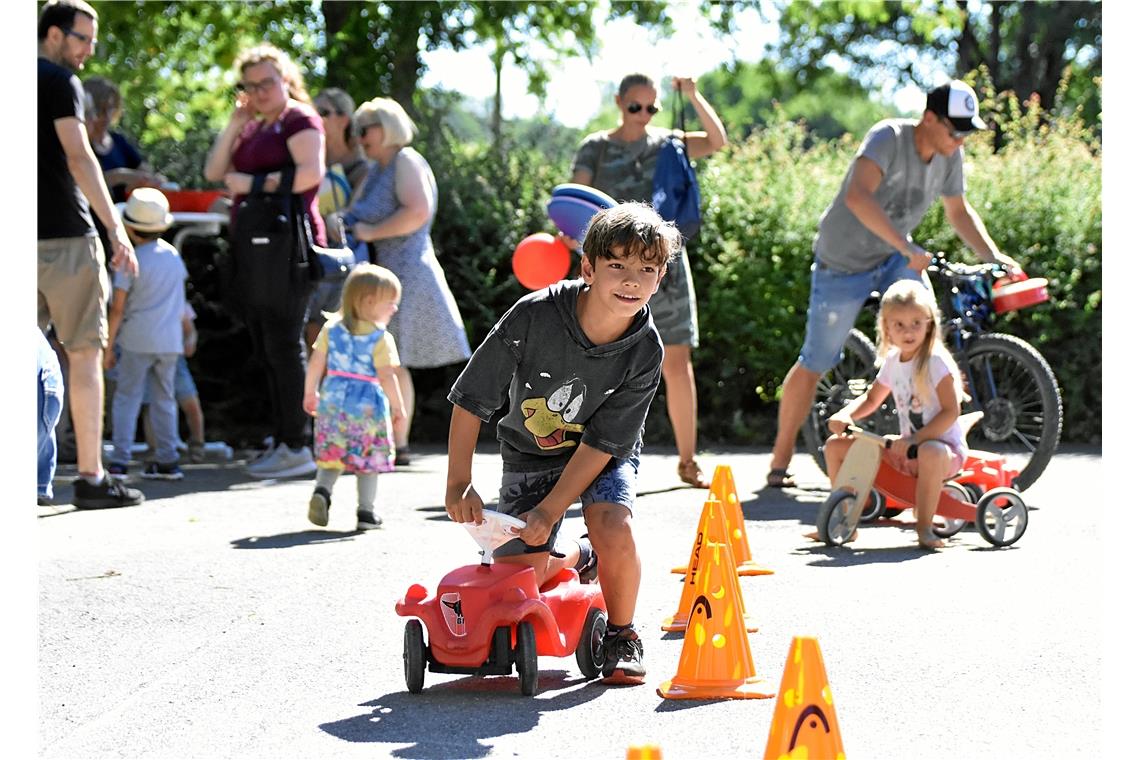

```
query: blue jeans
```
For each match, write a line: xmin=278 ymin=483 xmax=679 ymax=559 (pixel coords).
xmin=799 ymin=253 xmax=923 ymax=374
xmin=37 ymin=330 xmax=64 ymax=499
xmin=111 ymin=350 xmax=180 ymax=465
xmin=492 ymin=453 xmax=640 ymax=556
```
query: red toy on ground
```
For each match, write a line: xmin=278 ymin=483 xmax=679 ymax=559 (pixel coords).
xmin=395 ymin=511 xmax=607 ymax=696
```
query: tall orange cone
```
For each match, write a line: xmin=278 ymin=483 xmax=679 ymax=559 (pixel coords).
xmin=672 ymin=464 xmax=772 ymax=576
xmin=663 ymin=499 xmax=758 ymax=632
xmin=763 ymin=637 xmax=845 ymax=760
xmin=657 ymin=540 xmax=774 ymax=700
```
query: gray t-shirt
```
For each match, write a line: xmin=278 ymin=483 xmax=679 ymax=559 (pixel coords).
xmin=111 ymin=238 xmax=188 ymax=354
xmin=570 ymin=127 xmax=674 ymax=203
xmin=448 ymin=279 xmax=664 ymax=472
xmin=814 ymin=119 xmax=965 ymax=273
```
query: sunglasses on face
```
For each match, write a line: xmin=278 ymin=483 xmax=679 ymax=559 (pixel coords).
xmin=625 ymin=102 xmax=659 ymax=115
xmin=317 ymin=107 xmax=339 ymax=118
xmin=939 ymin=116 xmax=972 ymax=141
xmin=235 ymin=75 xmax=280 ymax=95
xmin=62 ymin=26 xmax=96 ymax=47
xmin=357 ymin=123 xmax=379 ymax=138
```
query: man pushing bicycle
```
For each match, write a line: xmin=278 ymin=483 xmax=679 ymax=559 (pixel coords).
xmin=766 ymin=79 xmax=1023 ymax=491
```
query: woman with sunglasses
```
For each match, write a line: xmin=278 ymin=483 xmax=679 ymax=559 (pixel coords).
xmin=336 ymin=97 xmax=472 ymax=465
xmin=570 ymin=73 xmax=727 ymax=489
xmin=204 ymin=44 xmax=325 ymax=480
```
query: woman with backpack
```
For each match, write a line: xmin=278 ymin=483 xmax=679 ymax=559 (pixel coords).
xmin=569 ymin=73 xmax=727 ymax=489
xmin=203 ymin=44 xmax=325 ymax=480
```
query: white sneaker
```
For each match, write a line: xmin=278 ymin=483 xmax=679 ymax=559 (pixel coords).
xmin=249 ymin=445 xmax=316 ymax=480
xmin=246 ymin=442 xmax=288 ymax=474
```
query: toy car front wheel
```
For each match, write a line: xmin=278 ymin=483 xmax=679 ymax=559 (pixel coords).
xmin=515 ymin=621 xmax=538 ymax=696
xmin=817 ymin=490 xmax=859 ymax=546
xmin=975 ymin=487 xmax=1028 ymax=547
xmin=403 ymin=619 xmax=427 ymax=694
xmin=575 ymin=607 xmax=607 ymax=679
xmin=932 ymin=481 xmax=973 ymax=538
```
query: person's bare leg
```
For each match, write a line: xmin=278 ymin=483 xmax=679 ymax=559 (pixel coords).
xmin=770 ymin=362 xmax=821 ymax=479
xmin=585 ymin=503 xmax=639 ymax=626
xmin=67 ymin=346 xmax=105 ymax=479
xmin=662 ymin=344 xmax=698 ymax=462
xmin=915 ymin=444 xmax=952 ymax=549
xmin=181 ymin=395 xmax=205 ymax=444
xmin=496 ymin=547 xmax=579 ymax=588
xmin=393 ymin=366 xmax=414 ymax=449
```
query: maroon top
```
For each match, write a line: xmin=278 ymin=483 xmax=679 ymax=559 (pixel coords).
xmin=231 ymin=103 xmax=327 ymax=245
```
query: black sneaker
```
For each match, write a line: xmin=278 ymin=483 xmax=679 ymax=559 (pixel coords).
xmin=142 ymin=461 xmax=184 ymax=481
xmin=394 ymin=448 xmax=411 ymax=466
xmin=601 ymin=626 xmax=645 ymax=683
xmin=72 ymin=477 xmax=144 ymax=510
xmin=356 ymin=509 xmax=383 ymax=530
xmin=309 ymin=486 xmax=331 ymax=527
xmin=575 ymin=535 xmax=598 ymax=584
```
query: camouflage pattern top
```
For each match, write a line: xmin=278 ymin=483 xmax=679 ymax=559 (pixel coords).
xmin=570 ymin=127 xmax=678 ymax=204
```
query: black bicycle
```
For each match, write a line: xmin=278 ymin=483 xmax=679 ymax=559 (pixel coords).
xmin=801 ymin=255 xmax=1063 ymax=491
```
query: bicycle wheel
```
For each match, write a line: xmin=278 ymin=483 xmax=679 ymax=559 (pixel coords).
xmin=962 ymin=333 xmax=1062 ymax=491
xmin=801 ymin=329 xmax=898 ymax=474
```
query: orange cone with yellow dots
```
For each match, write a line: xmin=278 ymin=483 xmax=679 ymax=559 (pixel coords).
xmin=763 ymin=637 xmax=845 ymax=760
xmin=663 ymin=499 xmax=758 ymax=632
xmin=657 ymin=540 xmax=774 ymax=700
xmin=673 ymin=464 xmax=772 ymax=576
xmin=626 ymin=746 xmax=662 ymax=760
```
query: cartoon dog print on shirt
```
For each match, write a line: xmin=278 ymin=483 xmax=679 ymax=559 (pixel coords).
xmin=520 ymin=375 xmax=586 ymax=450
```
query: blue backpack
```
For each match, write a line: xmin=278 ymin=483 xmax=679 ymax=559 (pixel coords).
xmin=651 ymin=96 xmax=701 ymax=241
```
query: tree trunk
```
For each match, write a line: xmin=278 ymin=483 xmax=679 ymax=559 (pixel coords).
xmin=320 ymin=1 xmax=351 ymax=87
xmin=955 ymin=0 xmax=979 ymax=77
xmin=491 ymin=45 xmax=505 ymax=154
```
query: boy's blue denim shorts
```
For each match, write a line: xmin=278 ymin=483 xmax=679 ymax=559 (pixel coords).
xmin=491 ymin=453 xmax=639 ymax=557
xmin=799 ymin=252 xmax=922 ymax=374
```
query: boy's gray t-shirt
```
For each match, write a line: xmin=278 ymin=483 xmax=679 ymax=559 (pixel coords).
xmin=111 ymin=238 xmax=188 ymax=354
xmin=813 ymin=119 xmax=966 ymax=274
xmin=448 ymin=279 xmax=664 ymax=472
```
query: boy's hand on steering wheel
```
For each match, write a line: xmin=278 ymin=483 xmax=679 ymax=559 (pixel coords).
xmin=445 ymin=482 xmax=484 ymax=525
xmin=516 ymin=506 xmax=557 ymax=547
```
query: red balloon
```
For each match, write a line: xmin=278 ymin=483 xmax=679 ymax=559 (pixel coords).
xmin=512 ymin=233 xmax=571 ymax=291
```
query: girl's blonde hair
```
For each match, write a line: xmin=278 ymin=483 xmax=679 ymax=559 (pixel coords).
xmin=235 ymin=44 xmax=311 ymax=105
xmin=876 ymin=279 xmax=963 ymax=407
xmin=334 ymin=263 xmax=401 ymax=332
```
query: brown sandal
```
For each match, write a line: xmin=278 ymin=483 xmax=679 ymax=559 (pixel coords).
xmin=678 ymin=459 xmax=710 ymax=489
xmin=766 ymin=468 xmax=797 ymax=489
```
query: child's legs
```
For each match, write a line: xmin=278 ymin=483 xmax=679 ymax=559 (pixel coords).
xmin=356 ymin=472 xmax=377 ymax=511
xmin=492 ymin=466 xmax=575 ymax=586
xmin=173 ymin=357 xmax=204 ymax=443
xmin=913 ymin=442 xmax=958 ymax=533
xmin=110 ymin=350 xmax=151 ymax=465
xmin=581 ymin=454 xmax=640 ymax=626
xmin=822 ymin=434 xmax=855 ymax=487
xmin=146 ymin=353 xmax=182 ymax=464
xmin=315 ymin=465 xmax=341 ymax=493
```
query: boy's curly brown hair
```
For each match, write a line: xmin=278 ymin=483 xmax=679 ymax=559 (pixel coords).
xmin=581 ymin=202 xmax=681 ymax=270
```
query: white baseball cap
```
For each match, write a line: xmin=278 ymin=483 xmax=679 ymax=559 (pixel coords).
xmin=926 ymin=80 xmax=988 ymax=132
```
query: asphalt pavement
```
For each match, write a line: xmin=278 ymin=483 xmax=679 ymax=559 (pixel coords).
xmin=30 ymin=443 xmax=1113 ymax=759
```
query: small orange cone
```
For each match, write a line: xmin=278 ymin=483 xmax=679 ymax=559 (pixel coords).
xmin=657 ymin=541 xmax=774 ymax=700
xmin=663 ymin=499 xmax=758 ymax=632
xmin=672 ymin=464 xmax=773 ymax=576
xmin=762 ymin=637 xmax=845 ymax=760
xmin=626 ymin=746 xmax=662 ymax=760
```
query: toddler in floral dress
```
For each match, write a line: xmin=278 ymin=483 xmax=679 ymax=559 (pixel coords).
xmin=303 ymin=264 xmax=407 ymax=529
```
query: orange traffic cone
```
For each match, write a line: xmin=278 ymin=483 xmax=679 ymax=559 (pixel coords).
xmin=762 ymin=637 xmax=845 ymax=760
xmin=662 ymin=499 xmax=758 ymax=632
xmin=657 ymin=540 xmax=775 ymax=700
xmin=672 ymin=464 xmax=772 ymax=576
xmin=626 ymin=746 xmax=662 ymax=760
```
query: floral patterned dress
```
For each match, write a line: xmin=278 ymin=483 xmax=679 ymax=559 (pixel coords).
xmin=314 ymin=320 xmax=397 ymax=473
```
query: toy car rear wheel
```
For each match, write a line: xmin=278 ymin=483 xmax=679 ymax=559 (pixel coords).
xmin=975 ymin=487 xmax=1028 ymax=547
xmin=816 ymin=490 xmax=859 ymax=546
xmin=575 ymin=607 xmax=607 ymax=679
xmin=932 ymin=481 xmax=973 ymax=538
xmin=859 ymin=489 xmax=885 ymax=523
xmin=403 ymin=619 xmax=427 ymax=694
xmin=882 ymin=508 xmax=904 ymax=519
xmin=515 ymin=621 xmax=538 ymax=696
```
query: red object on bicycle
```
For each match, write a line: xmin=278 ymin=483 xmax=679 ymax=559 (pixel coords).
xmin=992 ymin=277 xmax=1049 ymax=314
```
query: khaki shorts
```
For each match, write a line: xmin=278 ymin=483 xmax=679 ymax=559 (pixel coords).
xmin=38 ymin=235 xmax=110 ymax=350
xmin=649 ymin=246 xmax=698 ymax=348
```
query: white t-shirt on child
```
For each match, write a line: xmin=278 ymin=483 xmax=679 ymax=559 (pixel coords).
xmin=876 ymin=347 xmax=967 ymax=456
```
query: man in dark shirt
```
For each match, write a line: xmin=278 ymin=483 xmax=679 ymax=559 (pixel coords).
xmin=38 ymin=0 xmax=143 ymax=509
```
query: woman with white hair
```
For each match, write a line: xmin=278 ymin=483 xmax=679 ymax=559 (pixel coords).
xmin=339 ymin=97 xmax=471 ymax=464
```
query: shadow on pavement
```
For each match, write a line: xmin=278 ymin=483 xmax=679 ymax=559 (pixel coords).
xmin=320 ymin=669 xmax=605 ymax=757
xmin=230 ymin=530 xmax=364 ymax=549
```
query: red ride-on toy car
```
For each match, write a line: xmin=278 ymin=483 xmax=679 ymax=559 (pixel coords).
xmin=816 ymin=424 xmax=1028 ymax=548
xmin=395 ymin=511 xmax=608 ymax=696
